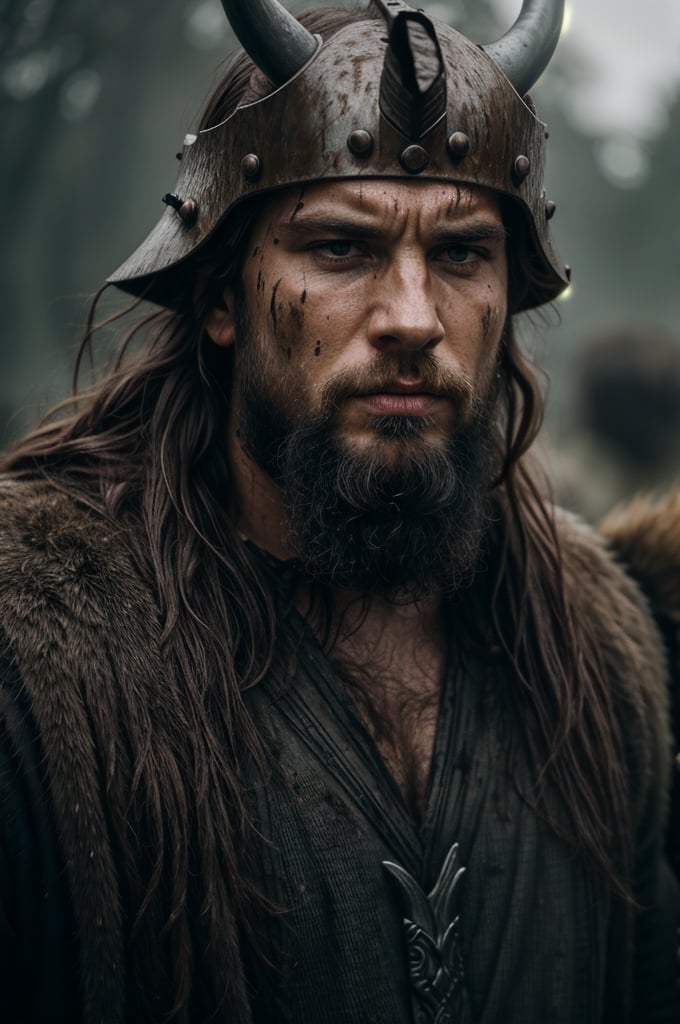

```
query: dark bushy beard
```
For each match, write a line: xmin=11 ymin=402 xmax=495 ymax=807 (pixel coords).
xmin=272 ymin=410 xmax=494 ymax=595
xmin=237 ymin=340 xmax=496 ymax=597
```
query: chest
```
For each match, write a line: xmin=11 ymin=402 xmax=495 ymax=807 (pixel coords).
xmin=333 ymin=639 xmax=445 ymax=820
xmin=245 ymin=654 xmax=604 ymax=1024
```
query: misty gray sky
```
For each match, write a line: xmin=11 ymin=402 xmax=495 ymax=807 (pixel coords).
xmin=493 ymin=0 xmax=680 ymax=187
xmin=495 ymin=0 xmax=680 ymax=139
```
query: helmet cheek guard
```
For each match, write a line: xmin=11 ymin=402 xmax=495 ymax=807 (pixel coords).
xmin=108 ymin=0 xmax=568 ymax=313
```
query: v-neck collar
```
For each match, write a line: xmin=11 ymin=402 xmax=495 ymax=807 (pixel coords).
xmin=246 ymin=540 xmax=484 ymax=883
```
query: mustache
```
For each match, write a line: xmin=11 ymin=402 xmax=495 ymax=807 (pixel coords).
xmin=318 ymin=354 xmax=482 ymax=416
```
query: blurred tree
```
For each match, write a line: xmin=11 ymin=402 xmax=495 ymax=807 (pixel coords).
xmin=0 ymin=0 xmax=235 ymax=441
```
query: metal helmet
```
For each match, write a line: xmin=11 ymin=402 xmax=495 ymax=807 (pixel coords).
xmin=108 ymin=0 xmax=568 ymax=311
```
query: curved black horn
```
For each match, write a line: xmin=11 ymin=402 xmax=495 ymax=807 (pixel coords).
xmin=220 ymin=0 xmax=318 ymax=87
xmin=482 ymin=0 xmax=565 ymax=96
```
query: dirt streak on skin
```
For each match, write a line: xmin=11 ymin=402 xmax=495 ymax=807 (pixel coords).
xmin=482 ymin=304 xmax=492 ymax=341
xmin=287 ymin=301 xmax=304 ymax=333
xmin=290 ymin=188 xmax=306 ymax=220
xmin=270 ymin=279 xmax=283 ymax=328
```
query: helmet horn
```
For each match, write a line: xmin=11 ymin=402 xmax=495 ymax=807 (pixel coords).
xmin=482 ymin=0 xmax=565 ymax=97
xmin=220 ymin=0 xmax=318 ymax=87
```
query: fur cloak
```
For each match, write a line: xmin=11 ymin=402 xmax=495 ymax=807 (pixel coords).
xmin=0 ymin=477 xmax=675 ymax=1023
xmin=601 ymin=488 xmax=680 ymax=879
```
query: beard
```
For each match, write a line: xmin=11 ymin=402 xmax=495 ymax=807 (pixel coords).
xmin=236 ymin=326 xmax=498 ymax=597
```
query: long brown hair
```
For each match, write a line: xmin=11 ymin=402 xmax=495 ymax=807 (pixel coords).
xmin=2 ymin=4 xmax=631 ymax=1020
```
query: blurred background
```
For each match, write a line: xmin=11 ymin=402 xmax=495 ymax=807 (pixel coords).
xmin=1 ymin=0 xmax=679 ymax=521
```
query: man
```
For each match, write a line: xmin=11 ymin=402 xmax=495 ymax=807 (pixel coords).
xmin=0 ymin=1 xmax=678 ymax=1022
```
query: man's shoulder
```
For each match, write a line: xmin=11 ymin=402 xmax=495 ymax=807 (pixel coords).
xmin=0 ymin=473 xmax=132 ymax=569
xmin=598 ymin=491 xmax=680 ymax=866
xmin=598 ymin=489 xmax=680 ymax=629
xmin=553 ymin=503 xmax=665 ymax=672
xmin=0 ymin=474 xmax=155 ymax=638
xmin=0 ymin=474 xmax=95 ymax=550
xmin=553 ymin=491 xmax=679 ymax=677
xmin=553 ymin=498 xmax=675 ymax=810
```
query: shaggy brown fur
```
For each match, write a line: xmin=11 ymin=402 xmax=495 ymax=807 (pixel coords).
xmin=0 ymin=478 xmax=188 ymax=1024
xmin=600 ymin=487 xmax=680 ymax=624
xmin=600 ymin=487 xmax=680 ymax=879
xmin=0 ymin=478 xmax=672 ymax=1022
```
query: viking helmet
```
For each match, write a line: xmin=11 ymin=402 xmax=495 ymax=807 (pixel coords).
xmin=108 ymin=0 xmax=568 ymax=311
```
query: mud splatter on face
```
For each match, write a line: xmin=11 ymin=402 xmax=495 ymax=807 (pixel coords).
xmin=287 ymin=301 xmax=304 ymax=333
xmin=300 ymin=289 xmax=307 ymax=304
xmin=482 ymin=304 xmax=492 ymax=342
xmin=273 ymin=238 xmax=280 ymax=246
xmin=314 ymin=340 xmax=322 ymax=357
xmin=256 ymin=270 xmax=264 ymax=293
xmin=290 ymin=188 xmax=306 ymax=221
xmin=252 ymin=245 xmax=260 ymax=258
xmin=270 ymin=278 xmax=282 ymax=328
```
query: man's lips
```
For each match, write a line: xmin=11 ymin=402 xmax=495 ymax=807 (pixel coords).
xmin=355 ymin=386 xmax=445 ymax=416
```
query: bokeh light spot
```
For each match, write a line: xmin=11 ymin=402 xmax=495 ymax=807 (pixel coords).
xmin=595 ymin=137 xmax=649 ymax=190
xmin=59 ymin=69 xmax=102 ymax=121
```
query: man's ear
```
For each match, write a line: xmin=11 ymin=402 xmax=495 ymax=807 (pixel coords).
xmin=204 ymin=285 xmax=237 ymax=349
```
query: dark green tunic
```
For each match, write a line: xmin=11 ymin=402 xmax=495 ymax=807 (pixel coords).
xmin=239 ymin=587 xmax=678 ymax=1023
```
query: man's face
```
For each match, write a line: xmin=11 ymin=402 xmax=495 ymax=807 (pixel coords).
xmin=214 ymin=179 xmax=509 ymax=592
xmin=233 ymin=179 xmax=507 ymax=462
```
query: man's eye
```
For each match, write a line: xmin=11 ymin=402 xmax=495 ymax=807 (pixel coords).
xmin=446 ymin=245 xmax=473 ymax=263
xmin=322 ymin=241 xmax=354 ymax=258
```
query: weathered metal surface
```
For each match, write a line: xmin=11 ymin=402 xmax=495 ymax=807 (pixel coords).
xmin=347 ymin=129 xmax=374 ymax=156
xmin=482 ymin=0 xmax=565 ymax=98
xmin=399 ymin=144 xmax=430 ymax=174
xmin=219 ymin=0 xmax=318 ymax=87
xmin=446 ymin=132 xmax=471 ymax=160
xmin=108 ymin=2 xmax=568 ymax=311
xmin=240 ymin=154 xmax=262 ymax=182
xmin=513 ymin=154 xmax=531 ymax=182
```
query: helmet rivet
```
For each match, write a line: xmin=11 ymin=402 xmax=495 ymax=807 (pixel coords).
xmin=513 ymin=155 xmax=531 ymax=182
xmin=241 ymin=154 xmax=261 ymax=181
xmin=545 ymin=199 xmax=557 ymax=220
xmin=162 ymin=193 xmax=198 ymax=226
xmin=347 ymin=130 xmax=374 ymax=157
xmin=400 ymin=144 xmax=429 ymax=174
xmin=178 ymin=198 xmax=199 ymax=226
xmin=447 ymin=132 xmax=471 ymax=160
xmin=565 ymin=264 xmax=572 ymax=282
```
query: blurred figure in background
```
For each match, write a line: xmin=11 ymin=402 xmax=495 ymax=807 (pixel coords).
xmin=553 ymin=325 xmax=680 ymax=521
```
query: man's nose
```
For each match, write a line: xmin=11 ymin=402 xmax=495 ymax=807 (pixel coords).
xmin=367 ymin=258 xmax=445 ymax=353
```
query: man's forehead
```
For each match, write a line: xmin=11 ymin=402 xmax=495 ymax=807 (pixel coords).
xmin=259 ymin=178 xmax=502 ymax=227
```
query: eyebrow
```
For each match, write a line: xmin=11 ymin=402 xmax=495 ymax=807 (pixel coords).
xmin=274 ymin=215 xmax=508 ymax=245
